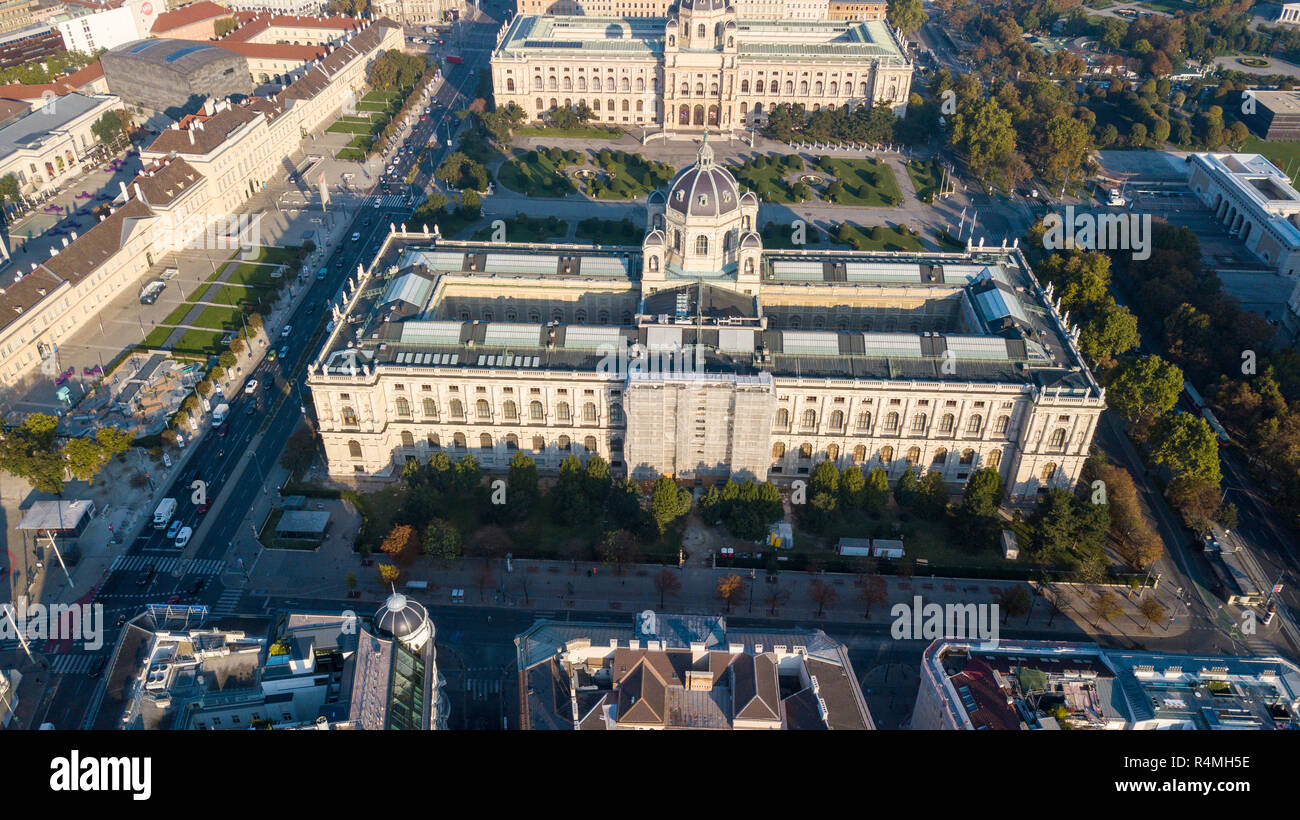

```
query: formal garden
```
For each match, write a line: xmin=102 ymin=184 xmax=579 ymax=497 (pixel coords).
xmin=495 ymin=146 xmax=675 ymax=200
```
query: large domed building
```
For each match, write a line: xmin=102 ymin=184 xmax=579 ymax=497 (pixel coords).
xmin=644 ymin=134 xmax=762 ymax=292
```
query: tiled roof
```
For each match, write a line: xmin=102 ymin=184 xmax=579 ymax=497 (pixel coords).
xmin=127 ymin=157 xmax=204 ymax=208
xmin=224 ymin=11 xmax=361 ymax=43
xmin=146 ymin=102 xmax=259 ymax=154
xmin=40 ymin=198 xmax=153 ymax=284
xmin=215 ymin=41 xmax=325 ymax=61
xmin=151 ymin=0 xmax=232 ymax=33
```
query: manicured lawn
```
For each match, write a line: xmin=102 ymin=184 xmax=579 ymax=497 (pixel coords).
xmin=338 ymin=148 xmax=367 ymax=161
xmin=514 ymin=125 xmax=623 ymax=139
xmin=363 ymin=90 xmax=401 ymax=103
xmin=794 ymin=507 xmax=1016 ymax=569
xmin=1138 ymin=0 xmax=1189 ymax=12
xmin=356 ymin=101 xmax=390 ymax=112
xmin=327 ymin=120 xmax=375 ymax=135
xmin=905 ymin=158 xmax=944 ymax=203
xmin=760 ymin=221 xmax=825 ymax=249
xmin=199 ymin=284 xmax=261 ymax=307
xmin=173 ymin=329 xmax=226 ymax=356
xmin=191 ymin=305 xmax=244 ymax=330
xmin=729 ymin=155 xmax=805 ymax=203
xmin=219 ymin=262 xmax=277 ymax=288
xmin=575 ymin=217 xmax=644 ymax=245
xmin=589 ymin=150 xmax=675 ymax=200
xmin=831 ymin=222 xmax=927 ymax=252
xmin=496 ymin=148 xmax=578 ymax=197
xmin=815 ymin=157 xmax=903 ymax=206
xmin=471 ymin=213 xmax=568 ymax=242
xmin=144 ymin=327 xmax=173 ymax=349
xmin=160 ymin=302 xmax=193 ymax=327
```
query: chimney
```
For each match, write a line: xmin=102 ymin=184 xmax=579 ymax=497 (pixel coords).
xmin=134 ymin=183 xmax=143 ymax=200
xmin=119 ymin=181 xmax=127 ymax=197
xmin=189 ymin=128 xmax=195 ymax=145
xmin=70 ymin=231 xmax=77 ymax=241
xmin=60 ymin=237 xmax=68 ymax=247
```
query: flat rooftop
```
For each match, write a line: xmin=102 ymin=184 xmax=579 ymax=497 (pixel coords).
xmin=310 ymin=236 xmax=1097 ymax=394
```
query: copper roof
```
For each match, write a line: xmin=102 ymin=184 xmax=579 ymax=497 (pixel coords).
xmin=224 ymin=11 xmax=361 ymax=43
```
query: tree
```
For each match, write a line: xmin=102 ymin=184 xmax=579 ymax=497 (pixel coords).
xmin=1138 ymin=595 xmax=1167 ymax=630
xmin=1149 ymin=412 xmax=1221 ymax=486
xmin=716 ymin=573 xmax=745 ymax=613
xmin=894 ymin=466 xmax=920 ymax=508
xmin=422 ymin=519 xmax=461 ymax=562
xmin=865 ymin=467 xmax=890 ymax=511
xmin=345 ymin=571 xmax=357 ymax=593
xmin=0 ymin=173 xmax=19 ymax=205
xmin=598 ymin=529 xmax=639 ymax=575
xmin=809 ymin=578 xmax=838 ymax=617
xmin=1091 ymin=590 xmax=1122 ymax=627
xmin=653 ymin=568 xmax=681 ymax=608
xmin=214 ymin=16 xmax=237 ymax=37
xmin=281 ymin=426 xmax=316 ymax=475
xmin=1040 ymin=114 xmax=1093 ymax=183
xmin=1166 ymin=475 xmax=1221 ymax=534
xmin=840 ymin=465 xmax=866 ymax=508
xmin=380 ymin=524 xmax=419 ymax=566
xmin=1105 ymin=355 xmax=1183 ymax=430
xmin=855 ymin=573 xmax=888 ymax=618
xmin=0 ymin=413 xmax=65 ymax=494
xmin=1079 ymin=304 xmax=1140 ymax=368
xmin=997 ymin=585 xmax=1032 ymax=624
xmin=377 ymin=563 xmax=401 ymax=585
xmin=950 ymin=97 xmax=1018 ymax=187
xmin=887 ymin=0 xmax=927 ymax=35
xmin=765 ymin=586 xmax=791 ymax=615
xmin=503 ymin=452 xmax=539 ymax=521
xmin=916 ymin=470 xmax=949 ymax=516
xmin=62 ymin=437 xmax=108 ymax=483
xmin=960 ymin=466 xmax=1004 ymax=520
xmin=650 ymin=475 xmax=691 ymax=534
xmin=91 ymin=110 xmax=127 ymax=145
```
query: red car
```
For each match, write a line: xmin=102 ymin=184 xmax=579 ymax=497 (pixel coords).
xmin=445 ymin=55 xmax=463 ymax=64
xmin=196 ymin=502 xmax=210 ymax=514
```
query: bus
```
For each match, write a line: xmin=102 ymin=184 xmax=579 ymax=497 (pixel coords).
xmin=1202 ymin=407 xmax=1231 ymax=445
xmin=445 ymin=55 xmax=464 ymax=64
xmin=1182 ymin=380 xmax=1206 ymax=410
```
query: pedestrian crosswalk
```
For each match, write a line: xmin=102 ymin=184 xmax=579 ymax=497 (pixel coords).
xmin=453 ymin=668 xmax=504 ymax=701
xmin=211 ymin=587 xmax=244 ymax=616
xmin=50 ymin=653 xmax=98 ymax=675
xmin=109 ymin=555 xmax=226 ymax=576
xmin=372 ymin=194 xmax=407 ymax=209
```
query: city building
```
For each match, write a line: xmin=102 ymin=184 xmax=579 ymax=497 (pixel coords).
xmin=827 ymin=1 xmax=886 ymax=20
xmin=491 ymin=1 xmax=913 ymax=133
xmin=222 ymin=0 xmax=328 ymax=15
xmin=1242 ymin=89 xmax=1300 ymax=141
xmin=1277 ymin=1 xmax=1300 ymax=24
xmin=306 ymin=139 xmax=1103 ymax=499
xmin=0 ymin=22 xmax=62 ymax=67
xmin=17 ymin=498 xmax=97 ymax=540
xmin=512 ymin=0 xmax=862 ymax=20
xmin=0 ymin=0 xmax=37 ymax=35
xmin=101 ymin=38 xmax=254 ymax=118
xmin=371 ymin=0 xmax=457 ymax=26
xmin=912 ymin=639 xmax=1300 ymax=730
xmin=1187 ymin=152 xmax=1300 ymax=278
xmin=218 ymin=9 xmax=361 ymax=46
xmin=0 ymin=90 xmax=121 ymax=196
xmin=0 ymin=18 xmax=400 ymax=390
xmin=56 ymin=0 xmax=156 ymax=53
xmin=348 ymin=591 xmax=448 ymax=730
xmin=149 ymin=0 xmax=231 ymax=39
xmin=516 ymin=611 xmax=874 ymax=729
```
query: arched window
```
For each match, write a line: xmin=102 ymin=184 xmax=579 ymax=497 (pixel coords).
xmin=960 ymin=449 xmax=975 ymax=465
xmin=744 ymin=258 xmax=754 ymax=276
xmin=401 ymin=431 xmax=414 ymax=447
xmin=622 ymin=99 xmax=629 ymax=112
xmin=1049 ymin=428 xmax=1067 ymax=449
xmin=480 ymin=433 xmax=493 ymax=449
xmin=885 ymin=412 xmax=899 ymax=432
xmin=880 ymin=445 xmax=894 ymax=464
xmin=906 ymin=446 xmax=920 ymax=464
xmin=799 ymin=442 xmax=813 ymax=459
xmin=826 ymin=444 xmax=839 ymax=461
xmin=453 ymin=433 xmax=466 ymax=449
xmin=697 ymin=23 xmax=705 ymax=38
xmin=395 ymin=397 xmax=410 ymax=417
xmin=423 ymin=398 xmax=436 ymax=417
xmin=476 ymin=399 xmax=491 ymax=419
xmin=348 ymin=440 xmax=362 ymax=458
xmin=649 ymin=255 xmax=659 ymax=272
xmin=1041 ymin=462 xmax=1057 ymax=481
xmin=966 ymin=414 xmax=982 ymax=434
xmin=741 ymin=80 xmax=749 ymax=93
xmin=558 ymin=402 xmax=571 ymax=422
xmin=939 ymin=414 xmax=954 ymax=433
xmin=584 ymin=436 xmax=597 ymax=453
xmin=532 ymin=436 xmax=545 ymax=453
xmin=830 ymin=410 xmax=844 ymax=430
xmin=776 ymin=408 xmax=789 ymax=427
xmin=800 ymin=81 xmax=809 ymax=96
xmin=784 ymin=81 xmax=793 ymax=95
xmin=801 ymin=409 xmax=817 ymax=428
xmin=530 ymin=401 xmax=544 ymax=421
xmin=987 ymin=450 xmax=1001 ymax=468
xmin=856 ymin=411 xmax=871 ymax=432
xmin=994 ymin=415 xmax=1009 ymax=434
xmin=695 ymin=235 xmax=708 ymax=255
xmin=681 ymin=81 xmax=689 ymax=95
xmin=772 ymin=442 xmax=786 ymax=459
xmin=506 ymin=78 xmax=515 ymax=92
xmin=503 ymin=400 xmax=518 ymax=421
xmin=506 ymin=434 xmax=519 ymax=451
xmin=755 ymin=80 xmax=765 ymax=94
xmin=932 ymin=448 xmax=948 ymax=465
xmin=428 ymin=434 xmax=440 ymax=449
xmin=853 ymin=445 xmax=866 ymax=463
xmin=341 ymin=406 xmax=358 ymax=426
xmin=583 ymin=402 xmax=597 ymax=422
xmin=911 ymin=413 xmax=927 ymax=433
xmin=558 ymin=435 xmax=571 ymax=451
xmin=450 ymin=399 xmax=464 ymax=420
xmin=620 ymin=77 xmax=630 ymax=91
xmin=829 ymin=81 xmax=838 ymax=96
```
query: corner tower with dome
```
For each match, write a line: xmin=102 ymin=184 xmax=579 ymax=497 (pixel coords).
xmin=643 ymin=133 xmax=762 ymax=294
xmin=347 ymin=590 xmax=448 ymax=730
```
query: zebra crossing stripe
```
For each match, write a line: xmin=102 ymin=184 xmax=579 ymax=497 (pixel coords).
xmin=109 ymin=555 xmax=226 ymax=575
xmin=50 ymin=654 xmax=95 ymax=674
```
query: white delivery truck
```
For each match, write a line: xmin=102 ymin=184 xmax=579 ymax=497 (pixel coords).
xmin=153 ymin=498 xmax=178 ymax=529
xmin=212 ymin=403 xmax=230 ymax=426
